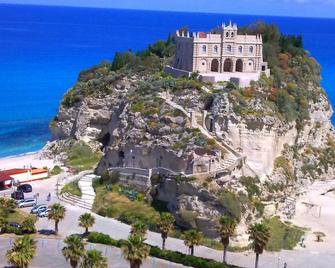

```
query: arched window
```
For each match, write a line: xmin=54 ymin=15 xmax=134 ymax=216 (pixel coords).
xmin=249 ymin=46 xmax=254 ymax=54
xmin=227 ymin=45 xmax=232 ymax=52
xmin=238 ymin=46 xmax=243 ymax=53
xmin=231 ymin=32 xmax=234 ymax=38
xmin=226 ymin=32 xmax=229 ymax=38
xmin=202 ymin=45 xmax=207 ymax=53
xmin=214 ymin=45 xmax=218 ymax=54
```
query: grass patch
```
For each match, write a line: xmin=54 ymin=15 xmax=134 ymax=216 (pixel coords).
xmin=65 ymin=142 xmax=102 ymax=171
xmin=93 ymin=185 xmax=160 ymax=230
xmin=61 ymin=180 xmax=82 ymax=197
xmin=265 ymin=216 xmax=304 ymax=251
xmin=49 ymin=165 xmax=62 ymax=176
xmin=5 ymin=209 xmax=34 ymax=225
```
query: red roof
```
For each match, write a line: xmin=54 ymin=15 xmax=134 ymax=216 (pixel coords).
xmin=31 ymin=168 xmax=48 ymax=175
xmin=0 ymin=169 xmax=26 ymax=182
xmin=198 ymin=32 xmax=207 ymax=38
xmin=0 ymin=168 xmax=47 ymax=182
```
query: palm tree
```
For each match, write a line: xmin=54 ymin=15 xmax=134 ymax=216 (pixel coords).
xmin=248 ymin=223 xmax=271 ymax=268
xmin=80 ymin=249 xmax=108 ymax=268
xmin=0 ymin=216 xmax=7 ymax=234
xmin=217 ymin=216 xmax=237 ymax=263
xmin=48 ymin=203 xmax=66 ymax=235
xmin=78 ymin=213 xmax=95 ymax=235
xmin=156 ymin=212 xmax=175 ymax=250
xmin=122 ymin=234 xmax=150 ymax=268
xmin=130 ymin=221 xmax=148 ymax=238
xmin=0 ymin=197 xmax=16 ymax=216
xmin=21 ymin=217 xmax=36 ymax=234
xmin=6 ymin=235 xmax=37 ymax=268
xmin=183 ymin=229 xmax=203 ymax=256
xmin=62 ymin=235 xmax=85 ymax=268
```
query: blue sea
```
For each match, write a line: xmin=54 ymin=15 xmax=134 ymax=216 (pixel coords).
xmin=0 ymin=4 xmax=334 ymax=158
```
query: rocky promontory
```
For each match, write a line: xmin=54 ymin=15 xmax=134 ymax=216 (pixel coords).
xmin=47 ymin=22 xmax=335 ymax=243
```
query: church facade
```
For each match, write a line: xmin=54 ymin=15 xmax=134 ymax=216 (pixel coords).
xmin=166 ymin=22 xmax=270 ymax=86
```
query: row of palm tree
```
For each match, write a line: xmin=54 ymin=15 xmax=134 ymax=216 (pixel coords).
xmin=7 ymin=201 xmax=270 ymax=268
xmin=154 ymin=214 xmax=270 ymax=268
xmin=47 ymin=203 xmax=96 ymax=236
xmin=62 ymin=235 xmax=108 ymax=268
xmin=216 ymin=216 xmax=271 ymax=268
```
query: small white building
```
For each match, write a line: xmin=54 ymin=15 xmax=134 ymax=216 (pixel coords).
xmin=0 ymin=168 xmax=48 ymax=187
xmin=165 ymin=21 xmax=270 ymax=87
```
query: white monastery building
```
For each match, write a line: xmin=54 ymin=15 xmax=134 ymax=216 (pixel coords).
xmin=165 ymin=21 xmax=270 ymax=87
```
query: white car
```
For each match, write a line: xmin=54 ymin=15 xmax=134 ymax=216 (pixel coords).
xmin=38 ymin=208 xmax=50 ymax=218
xmin=31 ymin=204 xmax=48 ymax=214
xmin=17 ymin=198 xmax=37 ymax=208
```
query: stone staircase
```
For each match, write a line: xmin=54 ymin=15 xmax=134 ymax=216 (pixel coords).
xmin=219 ymin=152 xmax=239 ymax=170
xmin=57 ymin=171 xmax=97 ymax=211
xmin=159 ymin=92 xmax=242 ymax=173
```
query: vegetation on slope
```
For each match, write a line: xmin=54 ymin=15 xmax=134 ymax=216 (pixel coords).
xmin=61 ymin=180 xmax=82 ymax=197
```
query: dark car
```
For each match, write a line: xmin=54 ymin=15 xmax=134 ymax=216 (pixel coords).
xmin=17 ymin=184 xmax=32 ymax=193
xmin=8 ymin=222 xmax=21 ymax=228
xmin=11 ymin=190 xmax=24 ymax=200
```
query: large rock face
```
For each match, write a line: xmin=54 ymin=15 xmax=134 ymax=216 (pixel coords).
xmin=49 ymin=43 xmax=335 ymax=240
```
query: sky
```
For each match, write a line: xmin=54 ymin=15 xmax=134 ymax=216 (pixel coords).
xmin=1 ymin=0 xmax=335 ymax=18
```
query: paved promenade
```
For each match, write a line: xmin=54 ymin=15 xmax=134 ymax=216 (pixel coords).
xmin=5 ymin=175 xmax=335 ymax=268
xmin=0 ymin=237 xmax=186 ymax=268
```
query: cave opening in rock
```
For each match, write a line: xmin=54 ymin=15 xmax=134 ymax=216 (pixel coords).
xmin=99 ymin=133 xmax=111 ymax=148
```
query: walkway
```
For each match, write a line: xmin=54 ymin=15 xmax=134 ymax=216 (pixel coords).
xmin=159 ymin=92 xmax=242 ymax=173
xmin=18 ymin=175 xmax=335 ymax=268
xmin=0 ymin=237 xmax=187 ymax=268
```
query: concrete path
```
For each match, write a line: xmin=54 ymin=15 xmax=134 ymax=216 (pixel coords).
xmin=0 ymin=237 xmax=187 ymax=268
xmin=12 ymin=175 xmax=335 ymax=268
xmin=77 ymin=173 xmax=97 ymax=209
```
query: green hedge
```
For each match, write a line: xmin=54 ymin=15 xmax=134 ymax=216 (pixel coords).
xmin=87 ymin=232 xmax=238 ymax=268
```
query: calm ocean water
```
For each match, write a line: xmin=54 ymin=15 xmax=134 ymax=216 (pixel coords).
xmin=0 ymin=4 xmax=334 ymax=158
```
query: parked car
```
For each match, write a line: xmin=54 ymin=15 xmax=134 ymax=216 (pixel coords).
xmin=8 ymin=222 xmax=21 ymax=228
xmin=11 ymin=190 xmax=24 ymax=200
xmin=30 ymin=204 xmax=48 ymax=214
xmin=38 ymin=208 xmax=50 ymax=218
xmin=17 ymin=184 xmax=32 ymax=193
xmin=17 ymin=198 xmax=37 ymax=208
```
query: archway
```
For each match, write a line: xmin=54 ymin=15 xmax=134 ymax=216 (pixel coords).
xmin=235 ymin=59 xmax=243 ymax=72
xmin=223 ymin=58 xmax=233 ymax=72
xmin=211 ymin=59 xmax=219 ymax=72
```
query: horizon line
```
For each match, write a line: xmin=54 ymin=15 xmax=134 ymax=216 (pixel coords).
xmin=1 ymin=3 xmax=335 ymax=20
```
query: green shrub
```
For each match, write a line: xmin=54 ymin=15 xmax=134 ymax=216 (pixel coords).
xmin=65 ymin=142 xmax=102 ymax=171
xmin=61 ymin=180 xmax=82 ymax=197
xmin=88 ymin=232 xmax=237 ymax=268
xmin=218 ymin=190 xmax=241 ymax=220
xmin=50 ymin=165 xmax=62 ymax=176
xmin=20 ymin=217 xmax=36 ymax=234
xmin=239 ymin=176 xmax=260 ymax=198
xmin=264 ymin=216 xmax=304 ymax=251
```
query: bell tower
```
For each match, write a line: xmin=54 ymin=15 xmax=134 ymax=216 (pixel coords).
xmin=222 ymin=21 xmax=237 ymax=39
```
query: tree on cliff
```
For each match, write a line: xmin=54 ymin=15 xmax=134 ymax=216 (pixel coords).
xmin=248 ymin=222 xmax=271 ymax=268
xmin=156 ymin=212 xmax=175 ymax=250
xmin=217 ymin=216 xmax=237 ymax=263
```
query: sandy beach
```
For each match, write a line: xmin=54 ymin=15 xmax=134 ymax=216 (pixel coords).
xmin=0 ymin=151 xmax=55 ymax=171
